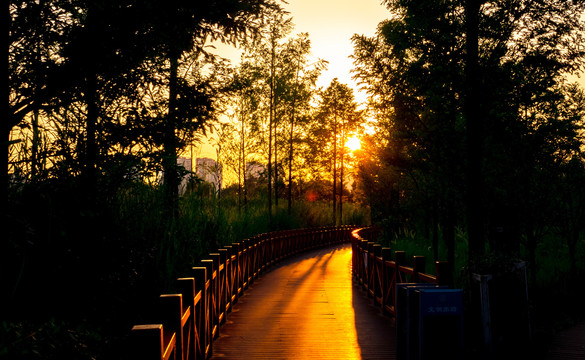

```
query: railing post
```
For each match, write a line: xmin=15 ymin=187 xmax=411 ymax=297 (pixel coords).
xmin=381 ymin=247 xmax=393 ymax=315
xmin=367 ymin=242 xmax=375 ymax=297
xmin=435 ymin=261 xmax=452 ymax=287
xmin=201 ymin=259 xmax=218 ymax=341
xmin=241 ymin=239 xmax=249 ymax=290
xmin=177 ymin=278 xmax=196 ymax=360
xmin=266 ymin=237 xmax=273 ymax=265
xmin=219 ymin=248 xmax=230 ymax=319
xmin=211 ymin=252 xmax=225 ymax=329
xmin=413 ymin=256 xmax=426 ymax=283
xmin=360 ymin=240 xmax=368 ymax=288
xmin=249 ymin=239 xmax=256 ymax=283
xmin=224 ymin=246 xmax=234 ymax=307
xmin=232 ymin=242 xmax=242 ymax=296
xmin=193 ymin=267 xmax=209 ymax=360
xmin=130 ymin=324 xmax=175 ymax=360
xmin=351 ymin=232 xmax=357 ymax=277
xmin=159 ymin=294 xmax=183 ymax=360
xmin=373 ymin=244 xmax=382 ymax=305
xmin=395 ymin=251 xmax=406 ymax=283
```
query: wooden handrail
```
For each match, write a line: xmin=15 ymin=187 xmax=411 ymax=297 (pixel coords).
xmin=129 ymin=225 xmax=445 ymax=358
xmin=350 ymin=227 xmax=450 ymax=317
xmin=129 ymin=225 xmax=358 ymax=359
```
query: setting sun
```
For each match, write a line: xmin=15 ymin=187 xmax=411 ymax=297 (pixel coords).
xmin=346 ymin=135 xmax=361 ymax=152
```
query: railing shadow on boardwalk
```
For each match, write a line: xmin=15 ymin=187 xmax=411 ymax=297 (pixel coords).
xmin=352 ymin=276 xmax=397 ymax=360
xmin=126 ymin=226 xmax=448 ymax=360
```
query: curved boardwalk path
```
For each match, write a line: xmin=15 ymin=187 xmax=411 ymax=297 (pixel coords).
xmin=209 ymin=242 xmax=396 ymax=360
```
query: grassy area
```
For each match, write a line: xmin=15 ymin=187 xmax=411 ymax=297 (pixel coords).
xmin=375 ymin=226 xmax=468 ymax=284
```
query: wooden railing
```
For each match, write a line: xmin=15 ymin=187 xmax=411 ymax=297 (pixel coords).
xmin=128 ymin=225 xmax=357 ymax=360
xmin=351 ymin=227 xmax=451 ymax=317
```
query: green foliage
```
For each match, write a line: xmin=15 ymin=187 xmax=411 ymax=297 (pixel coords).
xmin=352 ymin=0 xmax=585 ymax=276
xmin=374 ymin=220 xmax=585 ymax=336
xmin=376 ymin=225 xmax=468 ymax=280
xmin=0 ymin=319 xmax=103 ymax=360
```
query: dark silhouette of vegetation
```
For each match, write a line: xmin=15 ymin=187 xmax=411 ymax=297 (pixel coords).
xmin=6 ymin=0 xmax=585 ymax=358
xmin=352 ymin=0 xmax=584 ymax=355
xmin=219 ymin=18 xmax=328 ymax=220
xmin=312 ymin=79 xmax=363 ymax=225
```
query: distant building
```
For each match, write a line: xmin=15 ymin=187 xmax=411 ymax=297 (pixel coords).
xmin=246 ymin=161 xmax=265 ymax=180
xmin=177 ymin=157 xmax=192 ymax=195
xmin=196 ymin=157 xmax=223 ymax=192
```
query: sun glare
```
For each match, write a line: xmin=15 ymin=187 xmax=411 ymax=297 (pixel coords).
xmin=346 ymin=136 xmax=361 ymax=152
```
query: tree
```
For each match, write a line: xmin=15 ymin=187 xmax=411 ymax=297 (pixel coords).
xmin=313 ymin=79 xmax=363 ymax=225
xmin=276 ymin=33 xmax=325 ymax=213
xmin=138 ymin=0 xmax=281 ymax=217
xmin=353 ymin=0 xmax=584 ymax=269
xmin=222 ymin=59 xmax=265 ymax=211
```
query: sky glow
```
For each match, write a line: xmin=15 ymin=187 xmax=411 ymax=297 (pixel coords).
xmin=212 ymin=0 xmax=389 ymax=105
xmin=201 ymin=1 xmax=584 ymax=163
xmin=200 ymin=0 xmax=388 ymax=160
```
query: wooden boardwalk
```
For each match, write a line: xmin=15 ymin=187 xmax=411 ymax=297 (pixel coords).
xmin=209 ymin=243 xmax=396 ymax=360
xmin=545 ymin=321 xmax=585 ymax=360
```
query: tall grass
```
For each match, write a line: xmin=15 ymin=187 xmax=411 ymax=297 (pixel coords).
xmin=116 ymin=184 xmax=370 ymax=290
xmin=376 ymin=226 xmax=468 ymax=284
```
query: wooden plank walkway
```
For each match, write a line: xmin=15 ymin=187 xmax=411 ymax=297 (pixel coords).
xmin=209 ymin=243 xmax=396 ymax=360
xmin=545 ymin=320 xmax=585 ymax=360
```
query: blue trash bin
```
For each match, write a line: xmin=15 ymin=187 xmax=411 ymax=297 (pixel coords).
xmin=414 ymin=288 xmax=464 ymax=360
xmin=395 ymin=283 xmax=448 ymax=360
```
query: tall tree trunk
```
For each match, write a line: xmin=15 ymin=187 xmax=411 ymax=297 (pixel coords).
xmin=288 ymin=63 xmax=300 ymax=215
xmin=340 ymin=133 xmax=344 ymax=225
xmin=274 ymin=119 xmax=278 ymax=209
xmin=163 ymin=55 xmax=180 ymax=218
xmin=2 ymin=127 xmax=9 ymax=228
xmin=288 ymin=109 xmax=295 ymax=214
xmin=238 ymin=115 xmax=243 ymax=213
xmin=267 ymin=40 xmax=275 ymax=223
xmin=84 ymin=72 xmax=98 ymax=201
xmin=332 ymin=116 xmax=337 ymax=226
xmin=465 ymin=0 xmax=484 ymax=263
xmin=241 ymin=107 xmax=247 ymax=208
xmin=31 ymin=110 xmax=40 ymax=180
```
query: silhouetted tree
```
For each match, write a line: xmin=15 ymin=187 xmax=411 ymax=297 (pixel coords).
xmin=313 ymin=79 xmax=363 ymax=225
xmin=352 ymin=0 xmax=584 ymax=269
xmin=276 ymin=33 xmax=325 ymax=213
xmin=138 ymin=0 xmax=281 ymax=217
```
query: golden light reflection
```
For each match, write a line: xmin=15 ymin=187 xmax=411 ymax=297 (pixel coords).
xmin=281 ymin=245 xmax=361 ymax=359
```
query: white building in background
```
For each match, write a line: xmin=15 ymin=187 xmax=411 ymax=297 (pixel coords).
xmin=177 ymin=157 xmax=192 ymax=195
xmin=159 ymin=157 xmax=222 ymax=195
xmin=246 ymin=161 xmax=265 ymax=180
xmin=196 ymin=157 xmax=223 ymax=192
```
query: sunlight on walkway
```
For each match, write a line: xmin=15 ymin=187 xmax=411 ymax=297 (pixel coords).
xmin=210 ymin=243 xmax=395 ymax=360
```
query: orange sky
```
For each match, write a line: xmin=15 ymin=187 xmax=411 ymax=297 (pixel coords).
xmin=212 ymin=0 xmax=584 ymax=112
xmin=285 ymin=0 xmax=389 ymax=97
xmin=212 ymin=0 xmax=389 ymax=106
xmin=198 ymin=0 xmax=388 ymax=160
